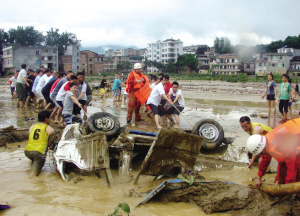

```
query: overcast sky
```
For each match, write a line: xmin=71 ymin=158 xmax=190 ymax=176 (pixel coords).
xmin=1 ymin=0 xmax=300 ymax=49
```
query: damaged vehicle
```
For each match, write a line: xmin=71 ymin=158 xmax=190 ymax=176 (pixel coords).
xmin=52 ymin=112 xmax=236 ymax=183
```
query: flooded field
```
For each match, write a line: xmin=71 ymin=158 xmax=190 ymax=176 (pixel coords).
xmin=0 ymin=80 xmax=297 ymax=215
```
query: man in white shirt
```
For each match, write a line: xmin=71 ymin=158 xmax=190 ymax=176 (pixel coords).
xmin=74 ymin=72 xmax=87 ymax=119
xmin=150 ymin=75 xmax=158 ymax=89
xmin=16 ymin=64 xmax=30 ymax=107
xmin=36 ymin=69 xmax=52 ymax=108
xmin=166 ymin=81 xmax=185 ymax=129
xmin=147 ymin=76 xmax=172 ymax=129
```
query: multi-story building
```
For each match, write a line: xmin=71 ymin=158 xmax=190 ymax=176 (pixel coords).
xmin=105 ymin=49 xmax=114 ymax=57
xmin=2 ymin=45 xmax=58 ymax=73
xmin=243 ymin=59 xmax=256 ymax=75
xmin=80 ymin=50 xmax=104 ymax=75
xmin=287 ymin=56 xmax=300 ymax=77
xmin=60 ymin=45 xmax=80 ymax=72
xmin=197 ymin=55 xmax=210 ymax=65
xmin=253 ymin=53 xmax=268 ymax=76
xmin=209 ymin=54 xmax=241 ymax=75
xmin=146 ymin=38 xmax=183 ymax=73
xmin=103 ymin=56 xmax=130 ymax=71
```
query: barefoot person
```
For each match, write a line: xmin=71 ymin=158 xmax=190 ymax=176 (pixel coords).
xmin=261 ymin=74 xmax=277 ymax=117
xmin=246 ymin=118 xmax=300 ymax=189
xmin=165 ymin=81 xmax=185 ymax=129
xmin=147 ymin=75 xmax=172 ymax=129
xmin=278 ymin=74 xmax=292 ymax=123
xmin=99 ymin=75 xmax=108 ymax=99
xmin=5 ymin=71 xmax=19 ymax=99
xmin=239 ymin=116 xmax=273 ymax=168
xmin=24 ymin=110 xmax=54 ymax=176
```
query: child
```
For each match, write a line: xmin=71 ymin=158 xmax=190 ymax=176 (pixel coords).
xmin=99 ymin=75 xmax=107 ymax=99
xmin=278 ymin=74 xmax=292 ymax=123
xmin=24 ymin=110 xmax=54 ymax=176
xmin=5 ymin=71 xmax=19 ymax=99
xmin=61 ymin=82 xmax=83 ymax=126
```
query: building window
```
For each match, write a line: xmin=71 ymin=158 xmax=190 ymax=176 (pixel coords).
xmin=36 ymin=51 xmax=39 ymax=55
xmin=77 ymin=66 xmax=79 ymax=69
xmin=45 ymin=49 xmax=48 ymax=53
xmin=264 ymin=63 xmax=266 ymax=66
xmin=53 ymin=49 xmax=57 ymax=53
xmin=77 ymin=52 xmax=79 ymax=56
xmin=89 ymin=64 xmax=92 ymax=68
xmin=77 ymin=59 xmax=79 ymax=62
xmin=259 ymin=63 xmax=262 ymax=67
xmin=247 ymin=64 xmax=250 ymax=68
xmin=90 ymin=70 xmax=93 ymax=73
xmin=157 ymin=51 xmax=159 ymax=54
xmin=272 ymin=56 xmax=276 ymax=60
xmin=157 ymin=44 xmax=159 ymax=49
xmin=77 ymin=46 xmax=79 ymax=49
xmin=89 ymin=58 xmax=92 ymax=61
xmin=54 ymin=64 xmax=57 ymax=67
xmin=162 ymin=54 xmax=164 ymax=57
xmin=279 ymin=56 xmax=283 ymax=60
xmin=36 ymin=60 xmax=40 ymax=65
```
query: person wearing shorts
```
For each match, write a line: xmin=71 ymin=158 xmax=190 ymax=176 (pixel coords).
xmin=262 ymin=74 xmax=277 ymax=117
xmin=112 ymin=73 xmax=123 ymax=102
xmin=165 ymin=81 xmax=185 ymax=129
xmin=147 ymin=75 xmax=172 ymax=129
xmin=5 ymin=71 xmax=19 ymax=99
xmin=24 ymin=110 xmax=54 ymax=176
xmin=99 ymin=75 xmax=107 ymax=99
xmin=278 ymin=74 xmax=292 ymax=123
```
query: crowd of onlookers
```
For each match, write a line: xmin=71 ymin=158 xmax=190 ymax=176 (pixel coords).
xmin=6 ymin=64 xmax=92 ymax=127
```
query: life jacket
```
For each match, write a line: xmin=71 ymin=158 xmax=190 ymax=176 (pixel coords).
xmin=248 ymin=123 xmax=273 ymax=136
xmin=126 ymin=71 xmax=145 ymax=92
xmin=25 ymin=124 xmax=49 ymax=154
xmin=265 ymin=119 xmax=300 ymax=162
xmin=134 ymin=82 xmax=152 ymax=104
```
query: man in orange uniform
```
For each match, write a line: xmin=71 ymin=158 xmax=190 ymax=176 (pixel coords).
xmin=247 ymin=118 xmax=300 ymax=189
xmin=126 ymin=63 xmax=148 ymax=123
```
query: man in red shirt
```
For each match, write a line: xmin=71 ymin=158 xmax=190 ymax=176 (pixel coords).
xmin=126 ymin=63 xmax=147 ymax=123
xmin=247 ymin=119 xmax=300 ymax=189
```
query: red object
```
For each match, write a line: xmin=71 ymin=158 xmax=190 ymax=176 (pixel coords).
xmin=258 ymin=119 xmax=300 ymax=184
xmin=134 ymin=82 xmax=152 ymax=104
xmin=164 ymin=82 xmax=172 ymax=94
xmin=50 ymin=78 xmax=61 ymax=93
xmin=126 ymin=71 xmax=147 ymax=93
xmin=127 ymin=90 xmax=141 ymax=121
xmin=64 ymin=81 xmax=70 ymax=91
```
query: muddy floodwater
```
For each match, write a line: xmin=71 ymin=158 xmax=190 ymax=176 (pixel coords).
xmin=0 ymin=80 xmax=293 ymax=215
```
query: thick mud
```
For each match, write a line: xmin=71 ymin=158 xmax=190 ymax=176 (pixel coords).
xmin=0 ymin=80 xmax=298 ymax=215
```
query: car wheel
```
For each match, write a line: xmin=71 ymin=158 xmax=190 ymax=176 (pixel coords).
xmin=87 ymin=112 xmax=120 ymax=137
xmin=192 ymin=119 xmax=224 ymax=150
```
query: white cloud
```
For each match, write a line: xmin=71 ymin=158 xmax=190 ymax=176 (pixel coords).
xmin=1 ymin=0 xmax=300 ymax=48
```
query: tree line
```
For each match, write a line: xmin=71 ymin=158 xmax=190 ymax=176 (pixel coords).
xmin=0 ymin=26 xmax=80 ymax=56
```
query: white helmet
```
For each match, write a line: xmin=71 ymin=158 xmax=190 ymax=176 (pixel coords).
xmin=246 ymin=135 xmax=266 ymax=156
xmin=134 ymin=63 xmax=142 ymax=70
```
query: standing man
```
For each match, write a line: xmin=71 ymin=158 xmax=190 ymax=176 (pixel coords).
xmin=278 ymin=74 xmax=292 ymax=123
xmin=16 ymin=64 xmax=30 ymax=108
xmin=239 ymin=116 xmax=273 ymax=168
xmin=147 ymin=76 xmax=172 ymax=129
xmin=247 ymin=119 xmax=300 ymax=188
xmin=126 ymin=63 xmax=147 ymax=123
xmin=24 ymin=70 xmax=36 ymax=107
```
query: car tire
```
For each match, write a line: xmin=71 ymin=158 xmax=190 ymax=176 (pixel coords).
xmin=87 ymin=112 xmax=120 ymax=137
xmin=192 ymin=119 xmax=224 ymax=150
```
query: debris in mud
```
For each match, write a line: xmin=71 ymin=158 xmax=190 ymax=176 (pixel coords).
xmin=219 ymin=145 xmax=249 ymax=163
xmin=128 ymin=189 xmax=150 ymax=198
xmin=67 ymin=172 xmax=84 ymax=183
xmin=0 ymin=204 xmax=10 ymax=210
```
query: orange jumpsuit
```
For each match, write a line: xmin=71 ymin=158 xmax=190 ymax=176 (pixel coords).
xmin=126 ymin=71 xmax=147 ymax=121
xmin=258 ymin=119 xmax=300 ymax=184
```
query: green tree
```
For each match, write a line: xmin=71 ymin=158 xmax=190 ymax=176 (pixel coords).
xmin=8 ymin=26 xmax=44 ymax=46
xmin=117 ymin=63 xmax=123 ymax=71
xmin=0 ymin=29 xmax=9 ymax=55
xmin=121 ymin=61 xmax=132 ymax=70
xmin=165 ymin=61 xmax=176 ymax=73
xmin=45 ymin=28 xmax=81 ymax=56
xmin=129 ymin=55 xmax=143 ymax=60
xmin=267 ymin=40 xmax=284 ymax=52
xmin=196 ymin=46 xmax=208 ymax=55
xmin=214 ymin=37 xmax=233 ymax=54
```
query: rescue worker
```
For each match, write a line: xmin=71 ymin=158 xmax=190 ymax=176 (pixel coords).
xmin=239 ymin=116 xmax=273 ymax=168
xmin=24 ymin=111 xmax=54 ymax=176
xmin=247 ymin=118 xmax=300 ymax=189
xmin=126 ymin=63 xmax=147 ymax=123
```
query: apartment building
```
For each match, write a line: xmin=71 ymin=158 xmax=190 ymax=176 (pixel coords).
xmin=105 ymin=49 xmax=114 ymax=57
xmin=103 ymin=56 xmax=130 ymax=71
xmin=80 ymin=50 xmax=104 ymax=74
xmin=146 ymin=38 xmax=183 ymax=73
xmin=287 ymin=56 xmax=300 ymax=77
xmin=243 ymin=59 xmax=256 ymax=75
xmin=209 ymin=54 xmax=241 ymax=75
xmin=2 ymin=45 xmax=58 ymax=73
xmin=60 ymin=45 xmax=80 ymax=72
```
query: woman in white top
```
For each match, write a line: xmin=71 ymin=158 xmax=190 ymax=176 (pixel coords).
xmin=166 ymin=81 xmax=185 ymax=129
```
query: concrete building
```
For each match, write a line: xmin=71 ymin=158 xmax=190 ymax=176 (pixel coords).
xmin=209 ymin=54 xmax=241 ymax=75
xmin=105 ymin=49 xmax=114 ymax=57
xmin=103 ymin=56 xmax=130 ymax=72
xmin=243 ymin=59 xmax=256 ymax=75
xmin=197 ymin=55 xmax=210 ymax=65
xmin=287 ymin=56 xmax=300 ymax=77
xmin=60 ymin=45 xmax=80 ymax=72
xmin=80 ymin=50 xmax=104 ymax=74
xmin=146 ymin=38 xmax=183 ymax=73
xmin=253 ymin=52 xmax=268 ymax=76
xmin=2 ymin=45 xmax=58 ymax=74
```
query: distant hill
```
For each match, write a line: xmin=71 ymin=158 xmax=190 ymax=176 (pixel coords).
xmin=80 ymin=45 xmax=140 ymax=54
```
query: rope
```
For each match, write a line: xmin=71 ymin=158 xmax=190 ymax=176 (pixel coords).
xmin=170 ymin=103 xmax=193 ymax=128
